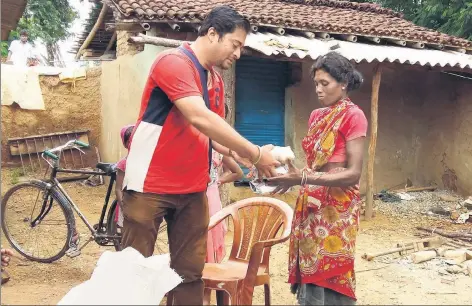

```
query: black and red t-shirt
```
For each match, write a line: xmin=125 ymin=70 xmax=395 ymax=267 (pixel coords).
xmin=123 ymin=43 xmax=225 ymax=194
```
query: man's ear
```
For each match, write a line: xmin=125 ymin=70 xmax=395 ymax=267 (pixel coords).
xmin=207 ymin=27 xmax=220 ymax=43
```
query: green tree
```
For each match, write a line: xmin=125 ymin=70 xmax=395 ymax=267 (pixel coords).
xmin=414 ymin=0 xmax=472 ymax=40
xmin=5 ymin=0 xmax=78 ymax=65
xmin=350 ymin=0 xmax=472 ymax=41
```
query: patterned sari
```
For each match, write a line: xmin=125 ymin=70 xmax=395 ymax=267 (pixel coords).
xmin=288 ymin=98 xmax=361 ymax=300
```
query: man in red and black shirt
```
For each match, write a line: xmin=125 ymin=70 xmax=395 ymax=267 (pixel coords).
xmin=121 ymin=6 xmax=280 ymax=305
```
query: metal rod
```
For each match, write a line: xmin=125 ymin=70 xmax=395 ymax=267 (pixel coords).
xmin=75 ymin=133 xmax=85 ymax=168
xmin=57 ymin=135 xmax=69 ymax=169
xmin=17 ymin=140 xmax=27 ymax=176
xmin=25 ymin=139 xmax=35 ymax=173
xmin=33 ymin=138 xmax=43 ymax=172
xmin=65 ymin=134 xmax=77 ymax=168
xmin=41 ymin=137 xmax=49 ymax=178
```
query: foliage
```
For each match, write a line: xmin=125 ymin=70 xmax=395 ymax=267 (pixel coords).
xmin=2 ymin=0 xmax=78 ymax=63
xmin=18 ymin=0 xmax=78 ymax=44
xmin=414 ymin=0 xmax=472 ymax=40
xmin=1 ymin=41 xmax=9 ymax=57
xmin=349 ymin=0 xmax=472 ymax=41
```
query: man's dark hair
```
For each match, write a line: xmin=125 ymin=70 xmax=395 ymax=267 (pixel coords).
xmin=310 ymin=51 xmax=363 ymax=92
xmin=198 ymin=6 xmax=251 ymax=39
xmin=20 ymin=30 xmax=28 ymax=36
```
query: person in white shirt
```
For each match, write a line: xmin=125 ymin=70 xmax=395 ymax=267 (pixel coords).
xmin=6 ymin=30 xmax=38 ymax=67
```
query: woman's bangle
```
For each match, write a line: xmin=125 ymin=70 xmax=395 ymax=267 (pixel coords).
xmin=252 ymin=145 xmax=262 ymax=165
xmin=300 ymin=170 xmax=307 ymax=186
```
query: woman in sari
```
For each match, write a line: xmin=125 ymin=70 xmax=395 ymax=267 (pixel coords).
xmin=267 ymin=52 xmax=367 ymax=305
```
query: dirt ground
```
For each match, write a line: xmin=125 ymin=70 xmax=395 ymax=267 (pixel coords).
xmin=1 ymin=168 xmax=472 ymax=305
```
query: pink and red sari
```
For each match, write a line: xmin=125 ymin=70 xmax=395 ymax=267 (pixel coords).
xmin=288 ymin=98 xmax=362 ymax=300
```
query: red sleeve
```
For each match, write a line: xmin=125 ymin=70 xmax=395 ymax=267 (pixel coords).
xmin=339 ymin=107 xmax=368 ymax=141
xmin=152 ymin=54 xmax=202 ymax=102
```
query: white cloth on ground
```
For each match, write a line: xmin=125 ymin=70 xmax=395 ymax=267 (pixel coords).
xmin=57 ymin=247 xmax=182 ymax=305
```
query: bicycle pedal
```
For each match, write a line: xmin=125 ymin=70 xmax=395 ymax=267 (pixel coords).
xmin=65 ymin=247 xmax=81 ymax=258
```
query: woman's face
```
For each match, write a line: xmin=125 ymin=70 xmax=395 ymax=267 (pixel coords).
xmin=314 ymin=69 xmax=346 ymax=107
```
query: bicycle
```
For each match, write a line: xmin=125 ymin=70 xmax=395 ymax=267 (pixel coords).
xmin=1 ymin=139 xmax=168 ymax=263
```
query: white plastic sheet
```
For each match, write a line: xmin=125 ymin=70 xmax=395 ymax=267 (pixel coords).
xmin=58 ymin=247 xmax=182 ymax=305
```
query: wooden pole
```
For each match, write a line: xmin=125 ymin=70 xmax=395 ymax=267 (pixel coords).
xmin=104 ymin=31 xmax=117 ymax=53
xmin=365 ymin=64 xmax=382 ymax=220
xmin=75 ymin=4 xmax=108 ymax=60
xmin=128 ymin=33 xmax=186 ymax=48
xmin=128 ymin=33 xmax=254 ymax=56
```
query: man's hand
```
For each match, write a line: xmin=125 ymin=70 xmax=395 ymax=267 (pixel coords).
xmin=230 ymin=150 xmax=253 ymax=168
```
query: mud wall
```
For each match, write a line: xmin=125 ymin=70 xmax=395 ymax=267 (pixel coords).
xmin=1 ymin=68 xmax=102 ymax=167
xmin=286 ymin=62 xmax=472 ymax=195
xmin=100 ymin=44 xmax=168 ymax=163
xmin=416 ymin=75 xmax=472 ymax=195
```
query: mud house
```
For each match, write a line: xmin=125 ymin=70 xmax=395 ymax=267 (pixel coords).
xmin=75 ymin=0 xmax=472 ymax=214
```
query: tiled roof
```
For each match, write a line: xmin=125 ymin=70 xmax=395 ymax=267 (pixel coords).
xmin=109 ymin=0 xmax=471 ymax=50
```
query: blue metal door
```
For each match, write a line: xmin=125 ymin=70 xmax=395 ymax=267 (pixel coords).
xmin=235 ymin=57 xmax=288 ymax=176
xmin=235 ymin=57 xmax=287 ymax=147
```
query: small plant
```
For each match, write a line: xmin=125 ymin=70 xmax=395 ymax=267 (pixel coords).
xmin=1 ymin=41 xmax=9 ymax=57
xmin=10 ymin=168 xmax=25 ymax=185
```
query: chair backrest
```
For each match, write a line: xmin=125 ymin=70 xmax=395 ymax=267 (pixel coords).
xmin=225 ymin=197 xmax=293 ymax=270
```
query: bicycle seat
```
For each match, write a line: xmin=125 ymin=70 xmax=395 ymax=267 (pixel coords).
xmin=96 ymin=162 xmax=116 ymax=175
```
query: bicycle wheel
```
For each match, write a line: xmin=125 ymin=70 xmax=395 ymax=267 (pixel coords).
xmin=106 ymin=200 xmax=122 ymax=251
xmin=1 ymin=180 xmax=75 ymax=263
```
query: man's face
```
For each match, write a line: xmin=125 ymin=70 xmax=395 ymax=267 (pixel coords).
xmin=20 ymin=34 xmax=28 ymax=43
xmin=208 ymin=27 xmax=247 ymax=70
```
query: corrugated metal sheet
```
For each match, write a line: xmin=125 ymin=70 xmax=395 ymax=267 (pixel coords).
xmin=235 ymin=57 xmax=287 ymax=147
xmin=245 ymin=32 xmax=472 ymax=69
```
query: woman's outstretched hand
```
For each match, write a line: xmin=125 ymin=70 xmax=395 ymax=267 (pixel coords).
xmin=266 ymin=160 xmax=301 ymax=194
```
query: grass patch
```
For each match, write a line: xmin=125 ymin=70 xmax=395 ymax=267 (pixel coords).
xmin=10 ymin=168 xmax=24 ymax=185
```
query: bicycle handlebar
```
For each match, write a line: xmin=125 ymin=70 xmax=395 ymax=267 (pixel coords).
xmin=43 ymin=150 xmax=59 ymax=160
xmin=42 ymin=139 xmax=89 ymax=165
xmin=74 ymin=140 xmax=89 ymax=148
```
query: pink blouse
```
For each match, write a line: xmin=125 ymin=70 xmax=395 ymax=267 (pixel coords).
xmin=308 ymin=106 xmax=368 ymax=163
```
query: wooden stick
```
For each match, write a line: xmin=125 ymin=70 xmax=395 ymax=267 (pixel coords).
xmin=75 ymin=4 xmax=108 ymax=60
xmin=417 ymin=227 xmax=472 ymax=243
xmin=104 ymin=31 xmax=117 ymax=53
xmin=128 ymin=33 xmax=185 ymax=48
xmin=356 ymin=264 xmax=390 ymax=273
xmin=365 ymin=64 xmax=382 ymax=220
xmin=128 ymin=33 xmax=253 ymax=56
xmin=392 ymin=186 xmax=436 ymax=193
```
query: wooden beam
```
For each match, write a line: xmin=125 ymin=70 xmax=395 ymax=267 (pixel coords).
xmin=365 ymin=64 xmax=383 ymax=220
xmin=75 ymin=4 xmax=109 ymax=60
xmin=104 ymin=31 xmax=117 ymax=53
xmin=128 ymin=33 xmax=258 ymax=57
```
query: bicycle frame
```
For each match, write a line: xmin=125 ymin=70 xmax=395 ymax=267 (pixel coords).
xmin=45 ymin=166 xmax=117 ymax=238
xmin=37 ymin=139 xmax=120 ymax=242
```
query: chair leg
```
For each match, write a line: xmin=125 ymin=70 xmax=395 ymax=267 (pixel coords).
xmin=203 ymin=288 xmax=211 ymax=305
xmin=216 ymin=290 xmax=232 ymax=305
xmin=264 ymin=284 xmax=271 ymax=306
